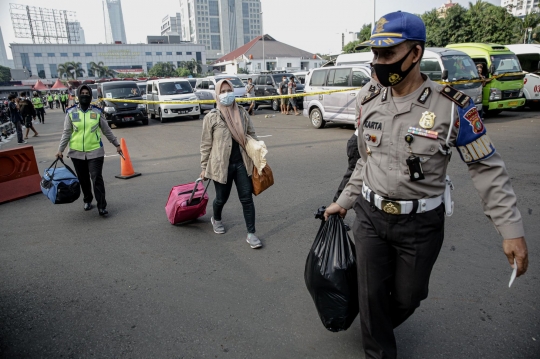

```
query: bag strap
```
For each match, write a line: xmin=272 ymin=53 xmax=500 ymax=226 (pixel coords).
xmin=46 ymin=157 xmax=78 ymax=178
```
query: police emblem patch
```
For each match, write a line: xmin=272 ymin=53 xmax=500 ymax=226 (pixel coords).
xmin=375 ymin=18 xmax=388 ymax=33
xmin=463 ymin=107 xmax=484 ymax=134
xmin=71 ymin=112 xmax=79 ymax=120
xmin=90 ymin=113 xmax=97 ymax=119
xmin=388 ymin=73 xmax=402 ymax=85
xmin=419 ymin=111 xmax=436 ymax=129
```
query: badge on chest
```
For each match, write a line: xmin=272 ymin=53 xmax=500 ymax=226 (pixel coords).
xmin=419 ymin=111 xmax=436 ymax=129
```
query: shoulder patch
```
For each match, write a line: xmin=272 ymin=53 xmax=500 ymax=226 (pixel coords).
xmin=361 ymin=87 xmax=381 ymax=105
xmin=440 ymin=86 xmax=470 ymax=108
xmin=91 ymin=105 xmax=103 ymax=113
xmin=66 ymin=104 xmax=77 ymax=112
xmin=417 ymin=87 xmax=432 ymax=104
xmin=455 ymin=100 xmax=495 ymax=164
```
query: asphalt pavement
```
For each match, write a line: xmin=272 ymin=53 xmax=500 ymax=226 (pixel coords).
xmin=0 ymin=105 xmax=539 ymax=359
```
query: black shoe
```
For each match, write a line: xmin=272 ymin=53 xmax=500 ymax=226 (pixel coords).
xmin=98 ymin=208 xmax=108 ymax=216
xmin=84 ymin=203 xmax=93 ymax=211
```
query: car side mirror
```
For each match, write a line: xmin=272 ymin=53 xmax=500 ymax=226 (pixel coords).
xmin=267 ymin=81 xmax=273 ymax=85
xmin=489 ymin=64 xmax=495 ymax=75
xmin=209 ymin=85 xmax=215 ymax=90
xmin=442 ymin=70 xmax=448 ymax=80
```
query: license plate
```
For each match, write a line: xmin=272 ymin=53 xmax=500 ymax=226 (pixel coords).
xmin=508 ymin=101 xmax=519 ymax=106
xmin=122 ymin=117 xmax=134 ymax=122
xmin=179 ymin=110 xmax=189 ymax=114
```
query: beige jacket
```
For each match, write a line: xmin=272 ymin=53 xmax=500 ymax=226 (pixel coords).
xmin=200 ymin=107 xmax=258 ymax=184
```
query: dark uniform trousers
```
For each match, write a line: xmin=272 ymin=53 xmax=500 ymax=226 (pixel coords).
xmin=353 ymin=196 xmax=445 ymax=359
xmin=71 ymin=157 xmax=107 ymax=209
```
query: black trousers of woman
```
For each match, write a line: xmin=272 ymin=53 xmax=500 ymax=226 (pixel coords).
xmin=71 ymin=157 xmax=107 ymax=209
xmin=213 ymin=161 xmax=256 ymax=233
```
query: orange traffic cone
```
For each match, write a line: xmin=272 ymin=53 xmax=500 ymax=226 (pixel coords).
xmin=115 ymin=138 xmax=141 ymax=179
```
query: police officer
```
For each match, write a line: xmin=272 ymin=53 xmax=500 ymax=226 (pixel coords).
xmin=60 ymin=91 xmax=68 ymax=113
xmin=324 ymin=12 xmax=529 ymax=359
xmin=56 ymin=85 xmax=123 ymax=216
xmin=47 ymin=93 xmax=54 ymax=109
xmin=32 ymin=91 xmax=45 ymax=123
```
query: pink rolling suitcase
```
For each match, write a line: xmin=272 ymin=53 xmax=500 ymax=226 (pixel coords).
xmin=165 ymin=178 xmax=211 ymax=225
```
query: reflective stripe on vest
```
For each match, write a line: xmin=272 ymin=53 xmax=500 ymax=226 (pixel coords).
xmin=69 ymin=109 xmax=102 ymax=152
xmin=32 ymin=97 xmax=43 ymax=108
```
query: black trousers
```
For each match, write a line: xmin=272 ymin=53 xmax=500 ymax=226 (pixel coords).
xmin=13 ymin=120 xmax=23 ymax=143
xmin=71 ymin=157 xmax=107 ymax=209
xmin=35 ymin=108 xmax=45 ymax=123
xmin=48 ymin=101 xmax=53 ymax=109
xmin=353 ymin=197 xmax=445 ymax=359
xmin=61 ymin=101 xmax=66 ymax=112
xmin=333 ymin=133 xmax=360 ymax=202
xmin=213 ymin=161 xmax=256 ymax=233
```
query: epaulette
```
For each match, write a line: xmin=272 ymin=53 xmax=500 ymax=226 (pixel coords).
xmin=66 ymin=104 xmax=77 ymax=113
xmin=361 ymin=86 xmax=382 ymax=105
xmin=440 ymin=85 xmax=471 ymax=108
xmin=91 ymin=105 xmax=103 ymax=113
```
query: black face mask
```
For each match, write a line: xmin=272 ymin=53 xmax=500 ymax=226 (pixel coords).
xmin=373 ymin=47 xmax=418 ymax=87
xmin=79 ymin=95 xmax=92 ymax=106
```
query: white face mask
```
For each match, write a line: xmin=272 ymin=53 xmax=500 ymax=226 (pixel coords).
xmin=219 ymin=92 xmax=235 ymax=106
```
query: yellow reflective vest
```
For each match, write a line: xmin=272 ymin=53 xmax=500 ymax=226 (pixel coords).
xmin=32 ymin=97 xmax=43 ymax=108
xmin=68 ymin=107 xmax=102 ymax=152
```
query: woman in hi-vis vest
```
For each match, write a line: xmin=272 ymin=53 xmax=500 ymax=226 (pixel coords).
xmin=56 ymin=85 xmax=123 ymax=216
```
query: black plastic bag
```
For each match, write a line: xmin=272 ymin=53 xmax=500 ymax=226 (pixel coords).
xmin=304 ymin=209 xmax=359 ymax=332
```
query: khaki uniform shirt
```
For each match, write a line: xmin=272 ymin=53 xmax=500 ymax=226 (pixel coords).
xmin=337 ymin=76 xmax=524 ymax=240
xmin=200 ymin=106 xmax=258 ymax=184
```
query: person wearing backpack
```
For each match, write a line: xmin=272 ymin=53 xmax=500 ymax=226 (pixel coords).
xmin=19 ymin=92 xmax=38 ymax=139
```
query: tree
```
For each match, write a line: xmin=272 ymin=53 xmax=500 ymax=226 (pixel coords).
xmin=358 ymin=23 xmax=372 ymax=42
xmin=0 ymin=65 xmax=11 ymax=82
xmin=89 ymin=61 xmax=105 ymax=77
xmin=190 ymin=59 xmax=202 ymax=74
xmin=176 ymin=67 xmax=191 ymax=77
xmin=57 ymin=62 xmax=72 ymax=79
xmin=148 ymin=62 xmax=177 ymax=77
xmin=67 ymin=61 xmax=85 ymax=79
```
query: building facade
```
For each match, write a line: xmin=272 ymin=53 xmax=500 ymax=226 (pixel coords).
xmin=0 ymin=27 xmax=14 ymax=69
xmin=162 ymin=13 xmax=182 ymax=37
xmin=180 ymin=0 xmax=261 ymax=60
xmin=103 ymin=0 xmax=128 ymax=44
xmin=502 ymin=0 xmax=539 ymax=17
xmin=10 ymin=43 xmax=206 ymax=79
xmin=67 ymin=22 xmax=86 ymax=44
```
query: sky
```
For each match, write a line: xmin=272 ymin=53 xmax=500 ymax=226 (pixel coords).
xmin=0 ymin=0 xmax=502 ymax=60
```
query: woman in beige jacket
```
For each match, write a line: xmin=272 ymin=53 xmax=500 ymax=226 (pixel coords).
xmin=200 ymin=79 xmax=262 ymax=249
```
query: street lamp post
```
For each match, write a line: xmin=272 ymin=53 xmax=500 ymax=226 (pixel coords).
xmin=260 ymin=11 xmax=265 ymax=72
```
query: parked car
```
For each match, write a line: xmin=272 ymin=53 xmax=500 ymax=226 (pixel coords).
xmin=251 ymin=71 xmax=305 ymax=111
xmin=292 ymin=71 xmax=308 ymax=84
xmin=145 ymin=78 xmax=201 ymax=122
xmin=186 ymin=78 xmax=197 ymax=89
xmin=303 ymin=65 xmax=371 ymax=128
xmin=194 ymin=75 xmax=248 ymax=112
xmin=505 ymin=44 xmax=540 ymax=109
xmin=446 ymin=43 xmax=525 ymax=115
xmin=137 ymin=81 xmax=147 ymax=100
xmin=96 ymin=81 xmax=148 ymax=126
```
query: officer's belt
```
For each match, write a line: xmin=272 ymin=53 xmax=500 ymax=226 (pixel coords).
xmin=362 ymin=183 xmax=442 ymax=215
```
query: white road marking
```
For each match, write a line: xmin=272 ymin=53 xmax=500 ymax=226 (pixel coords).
xmin=257 ymin=135 xmax=272 ymax=138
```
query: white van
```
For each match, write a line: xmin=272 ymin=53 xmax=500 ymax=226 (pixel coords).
xmin=505 ymin=44 xmax=540 ymax=109
xmin=336 ymin=48 xmax=483 ymax=112
xmin=146 ymin=78 xmax=200 ymax=123
xmin=302 ymin=65 xmax=372 ymax=128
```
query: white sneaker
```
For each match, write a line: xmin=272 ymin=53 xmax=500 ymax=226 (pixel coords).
xmin=211 ymin=217 xmax=225 ymax=234
xmin=246 ymin=233 xmax=262 ymax=249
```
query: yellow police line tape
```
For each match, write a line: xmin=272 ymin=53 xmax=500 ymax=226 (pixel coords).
xmin=95 ymin=72 xmax=526 ymax=105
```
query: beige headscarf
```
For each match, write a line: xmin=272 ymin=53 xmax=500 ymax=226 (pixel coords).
xmin=215 ymin=79 xmax=246 ymax=148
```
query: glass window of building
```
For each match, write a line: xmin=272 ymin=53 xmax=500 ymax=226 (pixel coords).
xmin=187 ymin=51 xmax=192 ymax=55
xmin=73 ymin=53 xmax=80 ymax=57
xmin=146 ymin=62 xmax=153 ymax=71
xmin=34 ymin=53 xmax=42 ymax=57
xmin=242 ymin=3 xmax=249 ymax=17
xmin=166 ymin=52 xmax=172 ymax=55
xmin=85 ymin=52 xmax=92 ymax=56
xmin=20 ymin=53 xmax=31 ymax=75
xmin=211 ymin=35 xmax=221 ymax=50
xmin=156 ymin=52 xmax=162 ymax=55
xmin=87 ymin=63 xmax=94 ymax=77
xmin=176 ymin=51 xmax=182 ymax=55
xmin=209 ymin=0 xmax=219 ymax=16
xmin=145 ymin=52 xmax=151 ymax=55
xmin=48 ymin=53 xmax=55 ymax=57
xmin=243 ymin=20 xmax=250 ymax=35
xmin=196 ymin=52 xmax=202 ymax=63
xmin=37 ymin=64 xmax=45 ymax=79
xmin=61 ymin=53 xmax=68 ymax=57
xmin=49 ymin=64 xmax=58 ymax=78
xmin=210 ymin=18 xmax=220 ymax=33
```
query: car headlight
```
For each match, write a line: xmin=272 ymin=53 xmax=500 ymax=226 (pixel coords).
xmin=104 ymin=106 xmax=116 ymax=113
xmin=475 ymin=94 xmax=483 ymax=104
xmin=489 ymin=88 xmax=501 ymax=101
xmin=137 ymin=104 xmax=146 ymax=109
xmin=519 ymin=89 xmax=524 ymax=97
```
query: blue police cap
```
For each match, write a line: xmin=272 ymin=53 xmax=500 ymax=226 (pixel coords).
xmin=360 ymin=11 xmax=426 ymax=48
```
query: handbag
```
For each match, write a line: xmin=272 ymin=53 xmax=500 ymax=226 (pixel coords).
xmin=252 ymin=163 xmax=274 ymax=196
xmin=40 ymin=157 xmax=81 ymax=204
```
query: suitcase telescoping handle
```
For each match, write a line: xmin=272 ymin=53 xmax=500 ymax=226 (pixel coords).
xmin=188 ymin=178 xmax=211 ymax=205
